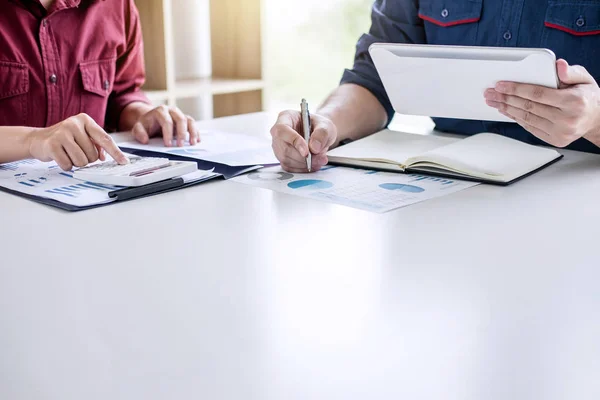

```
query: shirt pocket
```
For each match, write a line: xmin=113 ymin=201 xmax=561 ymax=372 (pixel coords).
xmin=79 ymin=58 xmax=116 ymax=127
xmin=541 ymin=1 xmax=600 ymax=83
xmin=418 ymin=0 xmax=483 ymax=45
xmin=0 ymin=61 xmax=29 ymax=126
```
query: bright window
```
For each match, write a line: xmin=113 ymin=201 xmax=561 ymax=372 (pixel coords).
xmin=263 ymin=0 xmax=434 ymax=131
xmin=263 ymin=0 xmax=373 ymax=111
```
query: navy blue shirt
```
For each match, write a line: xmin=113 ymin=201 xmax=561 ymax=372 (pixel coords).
xmin=341 ymin=0 xmax=600 ymax=153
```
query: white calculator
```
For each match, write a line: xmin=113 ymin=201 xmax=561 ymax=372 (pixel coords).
xmin=73 ymin=156 xmax=198 ymax=187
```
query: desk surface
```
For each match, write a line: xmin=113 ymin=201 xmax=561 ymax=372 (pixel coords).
xmin=1 ymin=113 xmax=599 ymax=400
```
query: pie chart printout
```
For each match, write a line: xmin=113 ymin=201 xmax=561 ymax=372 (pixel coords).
xmin=230 ymin=166 xmax=478 ymax=213
xmin=247 ymin=171 xmax=294 ymax=181
xmin=287 ymin=179 xmax=334 ymax=190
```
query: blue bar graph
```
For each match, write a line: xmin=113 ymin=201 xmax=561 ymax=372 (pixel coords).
xmin=74 ymin=183 xmax=107 ymax=191
xmin=17 ymin=176 xmax=49 ymax=188
xmin=44 ymin=182 xmax=117 ymax=199
xmin=0 ymin=159 xmax=36 ymax=171
xmin=78 ymin=182 xmax=116 ymax=190
xmin=409 ymin=174 xmax=454 ymax=185
xmin=46 ymin=186 xmax=84 ymax=198
xmin=45 ymin=189 xmax=76 ymax=198
xmin=3 ymin=160 xmax=118 ymax=202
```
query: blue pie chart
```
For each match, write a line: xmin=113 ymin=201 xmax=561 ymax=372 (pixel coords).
xmin=288 ymin=179 xmax=334 ymax=190
xmin=379 ymin=183 xmax=425 ymax=193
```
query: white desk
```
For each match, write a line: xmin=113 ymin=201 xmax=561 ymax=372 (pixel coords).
xmin=1 ymin=112 xmax=599 ymax=400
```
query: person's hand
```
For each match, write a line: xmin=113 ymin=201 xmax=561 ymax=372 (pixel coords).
xmin=131 ymin=105 xmax=200 ymax=147
xmin=28 ymin=113 xmax=129 ymax=171
xmin=270 ymin=110 xmax=338 ymax=172
xmin=485 ymin=59 xmax=600 ymax=148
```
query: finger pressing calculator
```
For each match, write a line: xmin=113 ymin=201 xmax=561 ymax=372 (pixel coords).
xmin=73 ymin=156 xmax=198 ymax=187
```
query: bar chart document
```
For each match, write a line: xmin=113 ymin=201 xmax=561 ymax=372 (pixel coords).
xmin=0 ymin=159 xmax=119 ymax=207
xmin=0 ymin=158 xmax=218 ymax=209
xmin=232 ymin=166 xmax=479 ymax=213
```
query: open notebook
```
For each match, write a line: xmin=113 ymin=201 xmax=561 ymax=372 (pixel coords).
xmin=327 ymin=130 xmax=563 ymax=185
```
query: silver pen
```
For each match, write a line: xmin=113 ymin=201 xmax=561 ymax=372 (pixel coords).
xmin=301 ymin=98 xmax=312 ymax=172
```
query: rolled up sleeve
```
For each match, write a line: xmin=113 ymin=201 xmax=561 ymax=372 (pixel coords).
xmin=105 ymin=0 xmax=151 ymax=131
xmin=340 ymin=0 xmax=425 ymax=125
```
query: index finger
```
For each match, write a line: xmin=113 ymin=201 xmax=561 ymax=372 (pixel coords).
xmin=84 ymin=117 xmax=129 ymax=164
xmin=495 ymin=81 xmax=565 ymax=108
xmin=270 ymin=121 xmax=308 ymax=158
xmin=273 ymin=110 xmax=301 ymax=131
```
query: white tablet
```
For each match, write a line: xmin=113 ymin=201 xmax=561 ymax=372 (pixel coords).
xmin=369 ymin=43 xmax=558 ymax=123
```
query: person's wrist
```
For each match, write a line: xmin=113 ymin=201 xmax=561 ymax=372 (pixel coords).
xmin=582 ymin=100 xmax=600 ymax=146
xmin=24 ymin=127 xmax=44 ymax=159
xmin=119 ymin=101 xmax=153 ymax=131
xmin=584 ymin=126 xmax=600 ymax=147
xmin=315 ymin=107 xmax=334 ymax=123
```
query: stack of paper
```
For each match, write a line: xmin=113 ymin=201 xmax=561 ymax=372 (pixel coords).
xmin=119 ymin=130 xmax=279 ymax=177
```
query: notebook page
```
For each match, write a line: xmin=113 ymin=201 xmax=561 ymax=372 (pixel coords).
xmin=327 ymin=130 xmax=457 ymax=165
xmin=406 ymin=133 xmax=561 ymax=181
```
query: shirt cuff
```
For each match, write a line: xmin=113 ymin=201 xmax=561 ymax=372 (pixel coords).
xmin=340 ymin=61 xmax=395 ymax=127
xmin=106 ymin=90 xmax=152 ymax=132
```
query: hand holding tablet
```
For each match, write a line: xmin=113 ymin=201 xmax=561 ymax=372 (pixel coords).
xmin=369 ymin=43 xmax=559 ymax=123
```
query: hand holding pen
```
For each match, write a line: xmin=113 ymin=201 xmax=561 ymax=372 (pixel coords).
xmin=269 ymin=102 xmax=338 ymax=173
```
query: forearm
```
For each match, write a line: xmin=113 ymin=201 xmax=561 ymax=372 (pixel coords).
xmin=317 ymin=83 xmax=388 ymax=148
xmin=0 ymin=126 xmax=39 ymax=163
xmin=118 ymin=101 xmax=154 ymax=131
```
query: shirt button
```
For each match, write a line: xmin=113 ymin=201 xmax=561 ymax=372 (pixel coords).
xmin=441 ymin=8 xmax=449 ymax=18
xmin=42 ymin=20 xmax=47 ymax=27
xmin=49 ymin=74 xmax=57 ymax=84
xmin=503 ymin=31 xmax=512 ymax=40
xmin=576 ymin=17 xmax=585 ymax=27
xmin=104 ymin=80 xmax=110 ymax=90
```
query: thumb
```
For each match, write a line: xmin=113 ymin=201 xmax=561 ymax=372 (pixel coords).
xmin=132 ymin=122 xmax=150 ymax=144
xmin=557 ymin=59 xmax=595 ymax=86
xmin=309 ymin=123 xmax=336 ymax=154
xmin=96 ymin=145 xmax=106 ymax=161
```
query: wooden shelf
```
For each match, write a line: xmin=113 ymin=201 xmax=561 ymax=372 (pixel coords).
xmin=174 ymin=78 xmax=264 ymax=98
xmin=135 ymin=0 xmax=263 ymax=118
xmin=144 ymin=78 xmax=264 ymax=107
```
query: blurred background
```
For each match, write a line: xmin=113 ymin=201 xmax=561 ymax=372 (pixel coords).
xmin=136 ymin=0 xmax=433 ymax=131
xmin=263 ymin=0 xmax=373 ymax=111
